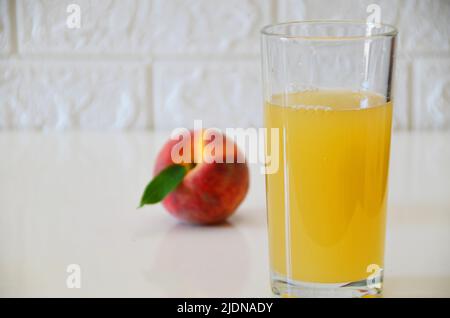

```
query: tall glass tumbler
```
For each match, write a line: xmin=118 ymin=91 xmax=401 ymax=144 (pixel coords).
xmin=261 ymin=21 xmax=397 ymax=297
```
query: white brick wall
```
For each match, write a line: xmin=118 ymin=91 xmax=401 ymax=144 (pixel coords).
xmin=0 ymin=0 xmax=449 ymax=130
xmin=0 ymin=61 xmax=149 ymax=130
xmin=153 ymin=60 xmax=262 ymax=130
xmin=413 ymin=58 xmax=450 ymax=129
xmin=0 ymin=0 xmax=12 ymax=55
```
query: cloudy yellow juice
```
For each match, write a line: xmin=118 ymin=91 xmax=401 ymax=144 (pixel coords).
xmin=264 ymin=90 xmax=392 ymax=284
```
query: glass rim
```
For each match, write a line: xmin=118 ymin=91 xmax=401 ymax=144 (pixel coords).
xmin=261 ymin=20 xmax=398 ymax=40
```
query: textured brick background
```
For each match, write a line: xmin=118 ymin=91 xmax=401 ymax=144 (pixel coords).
xmin=0 ymin=0 xmax=449 ymax=130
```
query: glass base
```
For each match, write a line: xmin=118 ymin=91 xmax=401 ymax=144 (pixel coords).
xmin=271 ymin=271 xmax=383 ymax=298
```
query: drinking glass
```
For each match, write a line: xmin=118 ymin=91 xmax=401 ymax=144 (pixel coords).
xmin=261 ymin=21 xmax=397 ymax=297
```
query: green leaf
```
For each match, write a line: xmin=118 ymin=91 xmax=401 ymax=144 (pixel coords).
xmin=138 ymin=164 xmax=188 ymax=208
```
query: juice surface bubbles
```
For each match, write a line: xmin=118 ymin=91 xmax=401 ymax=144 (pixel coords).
xmin=264 ymin=90 xmax=393 ymax=283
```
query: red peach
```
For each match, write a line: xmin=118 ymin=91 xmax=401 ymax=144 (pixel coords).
xmin=154 ymin=130 xmax=249 ymax=224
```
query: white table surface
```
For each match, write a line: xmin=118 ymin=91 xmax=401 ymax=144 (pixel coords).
xmin=0 ymin=131 xmax=449 ymax=298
